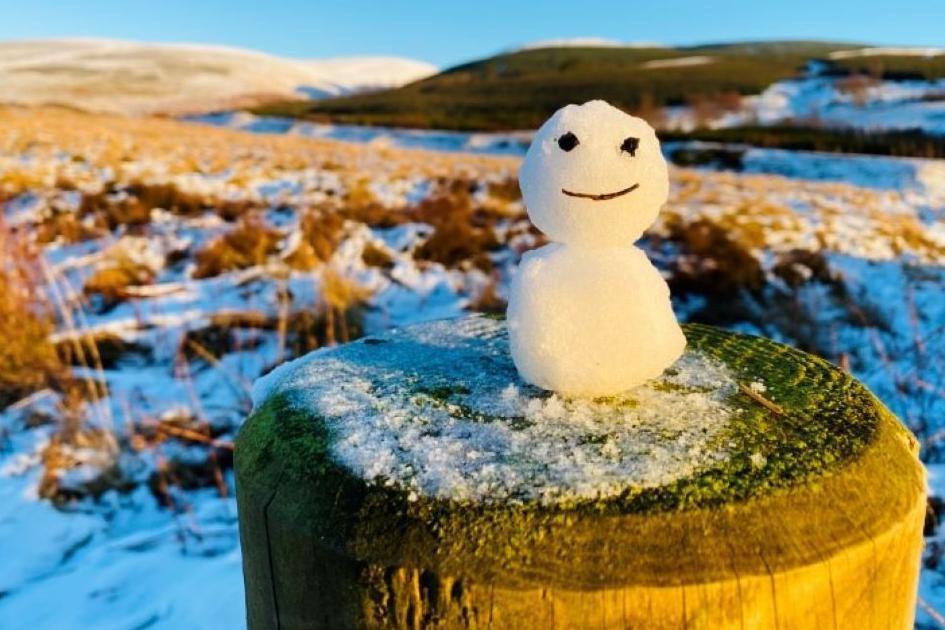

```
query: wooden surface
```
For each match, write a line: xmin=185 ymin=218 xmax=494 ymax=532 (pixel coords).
xmin=235 ymin=317 xmax=926 ymax=629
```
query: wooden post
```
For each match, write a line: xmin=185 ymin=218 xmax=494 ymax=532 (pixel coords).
xmin=236 ymin=316 xmax=925 ymax=629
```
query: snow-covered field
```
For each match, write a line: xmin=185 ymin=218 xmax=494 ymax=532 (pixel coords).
xmin=668 ymin=64 xmax=945 ymax=136
xmin=1 ymin=106 xmax=945 ymax=628
xmin=0 ymin=38 xmax=436 ymax=115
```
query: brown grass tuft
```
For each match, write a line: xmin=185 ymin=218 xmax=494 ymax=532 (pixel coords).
xmin=36 ymin=210 xmax=100 ymax=244
xmin=361 ymin=241 xmax=395 ymax=269
xmin=0 ymin=219 xmax=63 ymax=409
xmin=341 ymin=179 xmax=408 ymax=228
xmin=664 ymin=216 xmax=766 ymax=295
xmin=39 ymin=426 xmax=127 ymax=504
xmin=193 ymin=216 xmax=281 ymax=279
xmin=468 ymin=277 xmax=507 ymax=315
xmin=284 ymin=207 xmax=346 ymax=271
xmin=412 ymin=182 xmax=499 ymax=271
xmin=318 ymin=269 xmax=372 ymax=347
xmin=83 ymin=253 xmax=156 ymax=310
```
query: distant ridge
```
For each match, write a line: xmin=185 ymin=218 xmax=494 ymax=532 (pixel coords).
xmin=513 ymin=38 xmax=667 ymax=51
xmin=0 ymin=38 xmax=436 ymax=115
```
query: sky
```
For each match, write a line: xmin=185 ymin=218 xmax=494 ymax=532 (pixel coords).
xmin=2 ymin=0 xmax=944 ymax=67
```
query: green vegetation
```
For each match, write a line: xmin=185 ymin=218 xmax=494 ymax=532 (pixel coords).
xmin=664 ymin=125 xmax=945 ymax=159
xmin=830 ymin=54 xmax=945 ymax=81
xmin=254 ymin=41 xmax=883 ymax=131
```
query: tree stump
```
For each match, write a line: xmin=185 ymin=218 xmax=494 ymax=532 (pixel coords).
xmin=236 ymin=316 xmax=925 ymax=629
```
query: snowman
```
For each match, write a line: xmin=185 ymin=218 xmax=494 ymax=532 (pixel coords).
xmin=508 ymin=100 xmax=686 ymax=397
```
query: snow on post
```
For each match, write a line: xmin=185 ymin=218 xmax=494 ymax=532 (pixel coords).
xmin=236 ymin=315 xmax=925 ymax=629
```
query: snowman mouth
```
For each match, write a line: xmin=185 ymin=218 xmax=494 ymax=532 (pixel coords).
xmin=561 ymin=183 xmax=640 ymax=201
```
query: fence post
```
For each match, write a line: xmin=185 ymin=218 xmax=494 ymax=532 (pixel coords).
xmin=236 ymin=316 xmax=925 ymax=629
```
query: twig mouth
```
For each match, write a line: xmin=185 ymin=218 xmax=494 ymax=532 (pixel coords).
xmin=561 ymin=183 xmax=640 ymax=201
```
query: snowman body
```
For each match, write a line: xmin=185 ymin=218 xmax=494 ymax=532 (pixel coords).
xmin=507 ymin=100 xmax=685 ymax=396
xmin=509 ymin=243 xmax=684 ymax=397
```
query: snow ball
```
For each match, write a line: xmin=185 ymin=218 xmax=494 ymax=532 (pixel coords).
xmin=519 ymin=100 xmax=670 ymax=247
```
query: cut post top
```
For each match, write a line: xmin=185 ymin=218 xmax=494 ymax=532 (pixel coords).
xmin=238 ymin=315 xmax=923 ymax=589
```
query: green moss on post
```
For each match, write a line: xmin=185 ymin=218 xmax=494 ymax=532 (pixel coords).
xmin=236 ymin=317 xmax=925 ymax=629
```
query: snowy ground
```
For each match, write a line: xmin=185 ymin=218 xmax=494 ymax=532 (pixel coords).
xmin=665 ymin=63 xmax=945 ymax=136
xmin=2 ymin=107 xmax=945 ymax=628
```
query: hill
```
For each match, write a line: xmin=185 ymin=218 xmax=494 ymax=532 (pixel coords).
xmin=257 ymin=41 xmax=945 ymax=132
xmin=255 ymin=41 xmax=862 ymax=130
xmin=0 ymin=38 xmax=436 ymax=115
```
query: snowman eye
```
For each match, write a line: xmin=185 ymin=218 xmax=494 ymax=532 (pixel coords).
xmin=557 ymin=132 xmax=579 ymax=152
xmin=621 ymin=137 xmax=640 ymax=156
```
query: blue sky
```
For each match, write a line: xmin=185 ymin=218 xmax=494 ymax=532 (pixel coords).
xmin=3 ymin=0 xmax=943 ymax=67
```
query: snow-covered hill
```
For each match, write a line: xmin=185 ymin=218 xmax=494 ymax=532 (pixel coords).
xmin=0 ymin=38 xmax=436 ymax=115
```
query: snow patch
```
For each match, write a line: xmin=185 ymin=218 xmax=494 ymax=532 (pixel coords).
xmin=262 ymin=317 xmax=738 ymax=503
xmin=641 ymin=56 xmax=714 ymax=70
xmin=829 ymin=47 xmax=945 ymax=60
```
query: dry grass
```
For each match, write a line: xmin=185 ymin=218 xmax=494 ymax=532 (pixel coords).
xmin=468 ymin=277 xmax=507 ymax=315
xmin=284 ymin=207 xmax=346 ymax=270
xmin=55 ymin=331 xmax=151 ymax=369
xmin=180 ymin=270 xmax=372 ymax=369
xmin=317 ymin=268 xmax=372 ymax=347
xmin=0 ymin=218 xmax=63 ymax=409
xmin=0 ymin=106 xmax=518 ymax=197
xmin=36 ymin=210 xmax=99 ymax=244
xmin=341 ymin=178 xmax=410 ymax=228
xmin=193 ymin=216 xmax=281 ymax=278
xmin=663 ymin=216 xmax=766 ymax=295
xmin=361 ymin=241 xmax=395 ymax=269
xmin=39 ymin=425 xmax=126 ymax=504
xmin=75 ymin=179 xmax=259 ymax=235
xmin=487 ymin=176 xmax=522 ymax=203
xmin=83 ymin=252 xmax=156 ymax=310
xmin=411 ymin=181 xmax=501 ymax=271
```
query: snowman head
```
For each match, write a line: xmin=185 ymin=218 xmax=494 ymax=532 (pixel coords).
xmin=519 ymin=100 xmax=669 ymax=247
